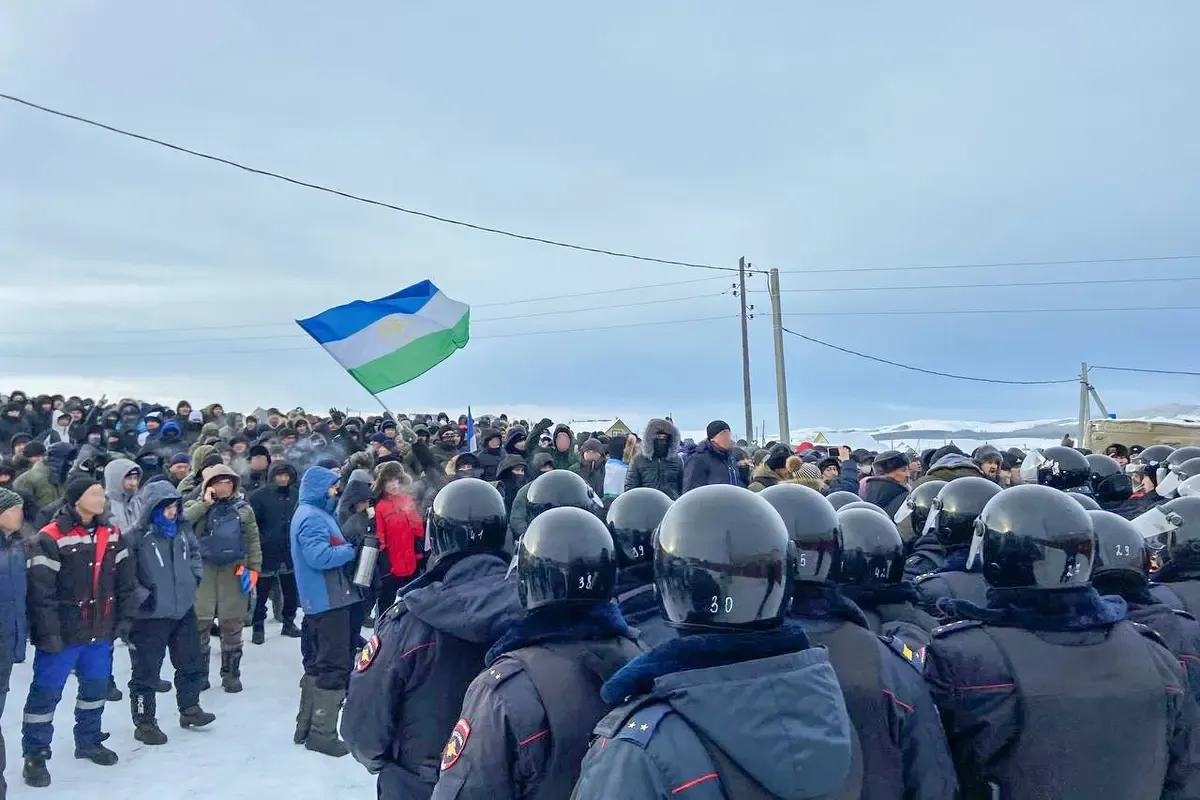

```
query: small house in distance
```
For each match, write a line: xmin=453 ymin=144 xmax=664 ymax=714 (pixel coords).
xmin=571 ymin=418 xmax=633 ymax=437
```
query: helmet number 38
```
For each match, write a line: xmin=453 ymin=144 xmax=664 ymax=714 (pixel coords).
xmin=709 ymin=596 xmax=735 ymax=614
xmin=578 ymin=573 xmax=597 ymax=590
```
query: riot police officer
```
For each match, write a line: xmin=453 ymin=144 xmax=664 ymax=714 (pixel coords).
xmin=760 ymin=486 xmax=957 ymax=800
xmin=572 ymin=484 xmax=861 ymax=799
xmin=837 ymin=505 xmax=939 ymax=649
xmin=1085 ymin=453 xmax=1134 ymax=511
xmin=1149 ymin=496 xmax=1200 ymax=615
xmin=432 ymin=506 xmax=641 ymax=798
xmin=899 ymin=480 xmax=946 ymax=577
xmin=913 ymin=477 xmax=1001 ymax=614
xmin=926 ymin=485 xmax=1200 ymax=798
xmin=606 ymin=488 xmax=676 ymax=647
xmin=341 ymin=478 xmax=523 ymax=800
xmin=1088 ymin=509 xmax=1200 ymax=701
xmin=1029 ymin=445 xmax=1091 ymax=491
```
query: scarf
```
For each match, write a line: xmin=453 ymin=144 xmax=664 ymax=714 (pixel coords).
xmin=936 ymin=586 xmax=1127 ymax=632
xmin=601 ymin=621 xmax=812 ymax=704
xmin=152 ymin=506 xmax=178 ymax=538
xmin=485 ymin=601 xmax=630 ymax=666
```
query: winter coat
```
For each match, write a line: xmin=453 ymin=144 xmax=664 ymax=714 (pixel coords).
xmin=0 ymin=528 xmax=27 ymax=665
xmin=176 ymin=444 xmax=217 ymax=498
xmin=821 ymin=458 xmax=862 ymax=496
xmin=103 ymin=457 xmax=141 ymax=535
xmin=376 ymin=491 xmax=424 ymax=580
xmin=914 ymin=454 xmax=985 ymax=486
xmin=861 ymin=476 xmax=910 ymax=519
xmin=289 ymin=466 xmax=359 ymax=615
xmin=248 ymin=461 xmax=299 ymax=575
xmin=475 ymin=439 xmax=505 ymax=482
xmin=13 ymin=459 xmax=64 ymax=510
xmin=528 ymin=422 xmax=580 ymax=471
xmin=571 ymin=458 xmax=607 ymax=497
xmin=182 ymin=468 xmax=262 ymax=571
xmin=493 ymin=454 xmax=527 ymax=519
xmin=128 ymin=482 xmax=203 ymax=620
xmin=624 ymin=420 xmax=684 ymax=499
xmin=28 ymin=506 xmax=138 ymax=649
xmin=682 ymin=440 xmax=743 ymax=493
xmin=747 ymin=462 xmax=785 ymax=493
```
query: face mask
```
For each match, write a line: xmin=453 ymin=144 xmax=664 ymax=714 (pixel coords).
xmin=88 ymin=435 xmax=102 ymax=446
xmin=652 ymin=438 xmax=670 ymax=458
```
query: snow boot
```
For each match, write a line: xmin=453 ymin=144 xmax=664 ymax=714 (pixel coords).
xmin=131 ymin=692 xmax=167 ymax=744
xmin=220 ymin=649 xmax=243 ymax=693
xmin=23 ymin=754 xmax=51 ymax=787
xmin=180 ymin=705 xmax=216 ymax=729
xmin=106 ymin=676 xmax=123 ymax=702
xmin=280 ymin=619 xmax=301 ymax=638
xmin=293 ymin=674 xmax=315 ymax=745
xmin=251 ymin=624 xmax=265 ymax=646
xmin=74 ymin=743 xmax=119 ymax=766
xmin=154 ymin=678 xmax=171 ymax=693
xmin=134 ymin=720 xmax=168 ymax=745
xmin=209 ymin=621 xmax=220 ymax=638
xmin=304 ymin=686 xmax=349 ymax=757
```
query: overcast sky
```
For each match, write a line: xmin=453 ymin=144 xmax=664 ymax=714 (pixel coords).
xmin=2 ymin=2 xmax=1198 ymax=437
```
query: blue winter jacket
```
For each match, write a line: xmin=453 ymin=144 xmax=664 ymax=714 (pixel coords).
xmin=0 ymin=529 xmax=27 ymax=665
xmin=290 ymin=466 xmax=359 ymax=616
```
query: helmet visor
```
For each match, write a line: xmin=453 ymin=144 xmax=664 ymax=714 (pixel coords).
xmin=1020 ymin=450 xmax=1046 ymax=484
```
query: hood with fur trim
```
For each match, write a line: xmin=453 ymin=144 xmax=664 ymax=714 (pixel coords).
xmin=640 ymin=418 xmax=681 ymax=459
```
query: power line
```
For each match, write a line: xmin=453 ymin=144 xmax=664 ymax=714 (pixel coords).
xmin=0 ymin=92 xmax=741 ymax=274
xmin=777 ymin=254 xmax=1200 ymax=276
xmin=0 ymin=315 xmax=736 ymax=359
xmin=781 ymin=328 xmax=1078 ymax=385
xmin=1090 ymin=366 xmax=1200 ymax=378
xmin=780 ymin=305 xmax=1200 ymax=318
xmin=760 ymin=275 xmax=1200 ymax=295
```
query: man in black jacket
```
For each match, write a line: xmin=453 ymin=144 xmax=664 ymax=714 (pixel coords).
xmin=682 ymin=420 xmax=743 ymax=493
xmin=248 ymin=461 xmax=301 ymax=644
xmin=22 ymin=478 xmax=138 ymax=787
xmin=623 ymin=418 xmax=683 ymax=499
xmin=860 ymin=449 xmax=912 ymax=520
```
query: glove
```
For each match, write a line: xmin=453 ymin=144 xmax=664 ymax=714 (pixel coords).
xmin=115 ymin=619 xmax=133 ymax=642
xmin=235 ymin=566 xmax=259 ymax=595
xmin=40 ymin=635 xmax=64 ymax=654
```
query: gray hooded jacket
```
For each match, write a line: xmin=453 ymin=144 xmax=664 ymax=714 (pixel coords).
xmin=104 ymin=457 xmax=141 ymax=535
xmin=129 ymin=482 xmax=204 ymax=620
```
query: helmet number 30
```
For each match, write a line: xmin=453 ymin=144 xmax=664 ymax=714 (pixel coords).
xmin=709 ymin=596 xmax=734 ymax=614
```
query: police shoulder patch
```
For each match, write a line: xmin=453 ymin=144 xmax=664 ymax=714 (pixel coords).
xmin=481 ymin=656 xmax=525 ymax=689
xmin=612 ymin=701 xmax=671 ymax=749
xmin=912 ymin=571 xmax=940 ymax=585
xmin=440 ymin=717 xmax=471 ymax=771
xmin=882 ymin=635 xmax=926 ymax=673
xmin=932 ymin=619 xmax=983 ymax=639
xmin=354 ymin=634 xmax=380 ymax=672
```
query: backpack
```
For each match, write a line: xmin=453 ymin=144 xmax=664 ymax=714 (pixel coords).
xmin=200 ymin=500 xmax=246 ymax=565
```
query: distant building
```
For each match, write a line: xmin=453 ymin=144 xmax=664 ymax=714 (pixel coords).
xmin=571 ymin=418 xmax=633 ymax=437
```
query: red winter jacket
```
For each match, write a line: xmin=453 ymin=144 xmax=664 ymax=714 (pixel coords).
xmin=375 ymin=493 xmax=424 ymax=579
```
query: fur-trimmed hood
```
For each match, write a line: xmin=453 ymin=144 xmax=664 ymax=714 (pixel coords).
xmin=640 ymin=418 xmax=681 ymax=459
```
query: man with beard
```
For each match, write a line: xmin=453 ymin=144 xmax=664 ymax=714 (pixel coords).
xmin=571 ymin=438 xmax=607 ymax=497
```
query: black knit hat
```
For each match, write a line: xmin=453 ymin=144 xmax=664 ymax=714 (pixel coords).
xmin=22 ymin=441 xmax=46 ymax=458
xmin=249 ymin=444 xmax=270 ymax=459
xmin=765 ymin=444 xmax=792 ymax=471
xmin=65 ymin=477 xmax=101 ymax=507
xmin=706 ymin=420 xmax=731 ymax=441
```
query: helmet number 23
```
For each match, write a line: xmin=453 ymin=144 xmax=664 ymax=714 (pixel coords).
xmin=709 ymin=596 xmax=734 ymax=614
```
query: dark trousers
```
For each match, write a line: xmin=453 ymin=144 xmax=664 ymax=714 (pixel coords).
xmin=300 ymin=607 xmax=352 ymax=691
xmin=0 ymin=657 xmax=12 ymax=797
xmin=129 ymin=609 xmax=205 ymax=712
xmin=252 ymin=572 xmax=298 ymax=626
xmin=375 ymin=573 xmax=411 ymax=618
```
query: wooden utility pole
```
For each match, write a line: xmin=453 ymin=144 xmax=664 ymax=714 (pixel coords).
xmin=738 ymin=257 xmax=753 ymax=442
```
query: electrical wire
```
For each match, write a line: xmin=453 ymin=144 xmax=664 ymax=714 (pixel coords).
xmin=0 ymin=315 xmax=736 ymax=359
xmin=762 ymin=275 xmax=1200 ymax=294
xmin=0 ymin=93 xmax=740 ymax=274
xmin=777 ymin=254 xmax=1200 ymax=276
xmin=1090 ymin=366 xmax=1200 ymax=378
xmin=780 ymin=305 xmax=1200 ymax=318
xmin=781 ymin=328 xmax=1078 ymax=385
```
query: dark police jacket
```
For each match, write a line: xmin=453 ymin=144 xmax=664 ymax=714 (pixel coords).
xmin=914 ymin=560 xmax=988 ymax=618
xmin=927 ymin=614 xmax=1200 ymax=799
xmin=341 ymin=551 xmax=522 ymax=800
xmin=1152 ymin=578 xmax=1200 ymax=618
xmin=792 ymin=604 xmax=958 ymax=800
xmin=1125 ymin=600 xmax=1200 ymax=704
xmin=431 ymin=631 xmax=642 ymax=799
xmin=571 ymin=628 xmax=859 ymax=800
xmin=902 ymin=533 xmax=945 ymax=580
xmin=615 ymin=568 xmax=677 ymax=649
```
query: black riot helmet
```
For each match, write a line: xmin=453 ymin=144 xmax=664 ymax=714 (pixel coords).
xmin=1166 ymin=447 xmax=1200 ymax=471
xmin=974 ymin=484 xmax=1095 ymax=589
xmin=1066 ymin=490 xmax=1101 ymax=511
xmin=897 ymin=480 xmax=946 ymax=539
xmin=839 ymin=500 xmax=889 ymax=517
xmin=426 ymin=477 xmax=508 ymax=566
xmin=1035 ymin=446 xmax=1091 ymax=491
xmin=525 ymin=469 xmax=601 ymax=522
xmin=517 ymin=507 xmax=617 ymax=610
xmin=825 ymin=491 xmax=861 ymax=511
xmin=1150 ymin=496 xmax=1200 ymax=573
xmin=1086 ymin=454 xmax=1134 ymax=504
xmin=1157 ymin=457 xmax=1200 ymax=500
xmin=655 ymin=485 xmax=790 ymax=631
xmin=760 ymin=483 xmax=839 ymax=583
xmin=1087 ymin=510 xmax=1151 ymax=581
xmin=1133 ymin=444 xmax=1175 ymax=474
xmin=606 ymin=487 xmax=673 ymax=569
xmin=927 ymin=477 xmax=1003 ymax=547
xmin=836 ymin=506 xmax=905 ymax=588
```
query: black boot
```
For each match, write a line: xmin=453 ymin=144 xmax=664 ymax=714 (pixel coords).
xmin=209 ymin=621 xmax=220 ymax=637
xmin=305 ymin=686 xmax=349 ymax=757
xmin=200 ymin=648 xmax=211 ymax=692
xmin=220 ymin=649 xmax=243 ymax=693
xmin=251 ymin=624 xmax=265 ymax=646
xmin=106 ymin=676 xmax=123 ymax=702
xmin=134 ymin=720 xmax=168 ymax=745
xmin=180 ymin=705 xmax=216 ymax=729
xmin=154 ymin=678 xmax=171 ymax=693
xmin=280 ymin=619 xmax=301 ymax=638
xmin=74 ymin=742 xmax=119 ymax=765
xmin=294 ymin=675 xmax=316 ymax=745
xmin=23 ymin=754 xmax=51 ymax=787
xmin=132 ymin=691 xmax=167 ymax=743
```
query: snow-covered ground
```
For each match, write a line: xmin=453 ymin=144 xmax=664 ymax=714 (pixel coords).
xmin=3 ymin=618 xmax=375 ymax=799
